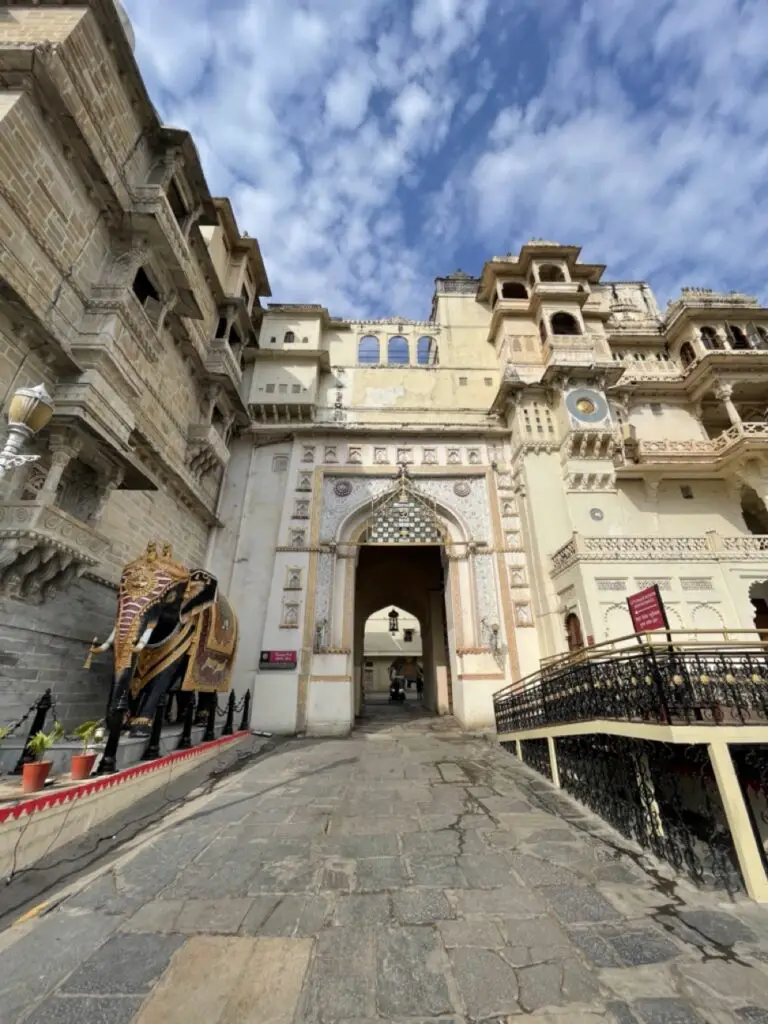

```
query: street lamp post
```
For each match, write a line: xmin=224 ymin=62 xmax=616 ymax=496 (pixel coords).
xmin=0 ymin=384 xmax=55 ymax=479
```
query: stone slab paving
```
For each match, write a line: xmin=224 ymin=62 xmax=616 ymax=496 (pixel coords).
xmin=5 ymin=718 xmax=768 ymax=1022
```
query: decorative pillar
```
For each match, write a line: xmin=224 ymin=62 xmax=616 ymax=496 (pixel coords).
xmin=715 ymin=383 xmax=742 ymax=429
xmin=38 ymin=438 xmax=80 ymax=505
xmin=708 ymin=741 xmax=768 ymax=902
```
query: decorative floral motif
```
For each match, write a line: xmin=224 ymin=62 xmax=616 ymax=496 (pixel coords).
xmin=374 ymin=447 xmax=389 ymax=464
xmin=281 ymin=600 xmax=300 ymax=628
xmin=447 ymin=448 xmax=461 ymax=464
xmin=324 ymin=446 xmax=338 ymax=463
xmin=515 ymin=602 xmax=533 ymax=627
xmin=347 ymin=446 xmax=362 ymax=464
xmin=296 ymin=471 xmax=312 ymax=491
xmin=302 ymin=446 xmax=315 ymax=463
xmin=467 ymin=449 xmax=481 ymax=465
xmin=396 ymin=448 xmax=413 ymax=464
xmin=293 ymin=500 xmax=310 ymax=519
xmin=333 ymin=480 xmax=353 ymax=498
xmin=422 ymin=448 xmax=437 ymax=465
xmin=453 ymin=481 xmax=471 ymax=497
xmin=285 ymin=567 xmax=303 ymax=590
xmin=290 ymin=529 xmax=306 ymax=548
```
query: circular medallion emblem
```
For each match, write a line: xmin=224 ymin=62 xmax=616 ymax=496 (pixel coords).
xmin=590 ymin=507 xmax=605 ymax=522
xmin=453 ymin=481 xmax=471 ymax=497
xmin=565 ymin=389 xmax=608 ymax=424
xmin=333 ymin=480 xmax=353 ymax=498
xmin=121 ymin=564 xmax=154 ymax=597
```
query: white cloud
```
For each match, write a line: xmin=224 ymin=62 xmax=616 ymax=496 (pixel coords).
xmin=122 ymin=0 xmax=768 ymax=317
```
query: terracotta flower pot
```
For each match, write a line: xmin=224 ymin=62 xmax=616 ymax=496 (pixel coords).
xmin=22 ymin=760 xmax=52 ymax=794
xmin=70 ymin=752 xmax=97 ymax=781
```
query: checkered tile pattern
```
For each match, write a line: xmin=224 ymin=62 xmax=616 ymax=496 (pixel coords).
xmin=369 ymin=497 xmax=441 ymax=544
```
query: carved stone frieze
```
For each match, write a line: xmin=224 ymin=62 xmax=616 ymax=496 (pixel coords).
xmin=0 ymin=503 xmax=111 ymax=603
xmin=187 ymin=423 xmax=230 ymax=477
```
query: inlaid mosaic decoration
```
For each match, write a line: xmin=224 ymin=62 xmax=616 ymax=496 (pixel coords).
xmin=366 ymin=486 xmax=443 ymax=544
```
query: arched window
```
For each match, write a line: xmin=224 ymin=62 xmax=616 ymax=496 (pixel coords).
xmin=538 ymin=264 xmax=566 ymax=283
xmin=551 ymin=312 xmax=581 ymax=336
xmin=358 ymin=335 xmax=379 ymax=364
xmin=388 ymin=335 xmax=409 ymax=364
xmin=284 ymin=331 xmax=295 ymax=344
xmin=756 ymin=326 xmax=768 ymax=350
xmin=680 ymin=342 xmax=696 ymax=367
xmin=699 ymin=326 xmax=720 ymax=350
xmin=728 ymin=324 xmax=750 ymax=349
xmin=416 ymin=336 xmax=437 ymax=365
xmin=501 ymin=281 xmax=527 ymax=299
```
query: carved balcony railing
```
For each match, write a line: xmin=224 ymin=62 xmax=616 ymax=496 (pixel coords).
xmin=186 ymin=423 xmax=231 ymax=478
xmin=614 ymin=421 xmax=768 ymax=469
xmin=614 ymin=359 xmax=683 ymax=382
xmin=551 ymin=530 xmax=768 ymax=574
xmin=0 ymin=503 xmax=111 ymax=603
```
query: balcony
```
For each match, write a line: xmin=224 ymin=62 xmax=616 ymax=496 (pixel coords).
xmin=614 ymin=421 xmax=768 ymax=472
xmin=130 ymin=186 xmax=206 ymax=319
xmin=204 ymin=338 xmax=243 ymax=394
xmin=531 ymin=280 xmax=588 ymax=310
xmin=493 ymin=633 xmax=768 ymax=898
xmin=0 ymin=503 xmax=111 ymax=603
xmin=541 ymin=333 xmax=620 ymax=383
xmin=613 ymin=359 xmax=683 ymax=383
xmin=551 ymin=530 xmax=768 ymax=576
xmin=186 ymin=423 xmax=231 ymax=477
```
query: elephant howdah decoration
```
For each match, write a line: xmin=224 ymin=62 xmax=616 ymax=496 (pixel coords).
xmin=86 ymin=541 xmax=238 ymax=738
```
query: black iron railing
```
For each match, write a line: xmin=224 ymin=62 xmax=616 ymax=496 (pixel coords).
xmin=554 ymin=734 xmax=743 ymax=893
xmin=520 ymin=737 xmax=551 ymax=779
xmin=494 ymin=638 xmax=768 ymax=734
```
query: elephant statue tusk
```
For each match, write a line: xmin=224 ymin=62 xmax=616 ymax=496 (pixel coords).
xmin=84 ymin=627 xmax=115 ymax=669
xmin=133 ymin=624 xmax=155 ymax=654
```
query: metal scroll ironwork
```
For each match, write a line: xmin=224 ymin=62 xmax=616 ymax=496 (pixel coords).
xmin=520 ymin=738 xmax=552 ymax=780
xmin=553 ymin=735 xmax=743 ymax=893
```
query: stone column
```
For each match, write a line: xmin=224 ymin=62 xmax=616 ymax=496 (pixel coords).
xmin=715 ymin=383 xmax=741 ymax=428
xmin=38 ymin=438 xmax=80 ymax=505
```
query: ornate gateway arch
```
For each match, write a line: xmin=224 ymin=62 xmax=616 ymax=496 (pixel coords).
xmin=299 ymin=465 xmax=515 ymax=735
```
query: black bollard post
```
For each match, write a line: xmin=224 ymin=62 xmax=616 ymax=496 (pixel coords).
xmin=177 ymin=693 xmax=196 ymax=750
xmin=222 ymin=691 xmax=235 ymax=736
xmin=13 ymin=689 xmax=53 ymax=774
xmin=203 ymin=693 xmax=217 ymax=742
xmin=97 ymin=709 xmax=124 ymax=774
xmin=238 ymin=690 xmax=252 ymax=732
xmin=142 ymin=693 xmax=167 ymax=760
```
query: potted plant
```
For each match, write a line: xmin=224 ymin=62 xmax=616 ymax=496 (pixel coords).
xmin=22 ymin=724 xmax=64 ymax=794
xmin=70 ymin=720 xmax=103 ymax=781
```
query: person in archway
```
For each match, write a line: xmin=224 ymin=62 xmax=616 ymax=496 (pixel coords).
xmin=416 ymin=664 xmax=424 ymax=700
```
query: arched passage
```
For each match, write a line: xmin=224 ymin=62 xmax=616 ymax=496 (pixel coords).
xmin=354 ymin=545 xmax=448 ymax=719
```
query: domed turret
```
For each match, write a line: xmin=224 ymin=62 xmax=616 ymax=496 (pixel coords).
xmin=114 ymin=0 xmax=136 ymax=51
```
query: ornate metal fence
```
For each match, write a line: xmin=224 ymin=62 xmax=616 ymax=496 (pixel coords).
xmin=552 ymin=735 xmax=743 ymax=892
xmin=520 ymin=738 xmax=551 ymax=780
xmin=730 ymin=744 xmax=768 ymax=876
xmin=495 ymin=645 xmax=768 ymax=733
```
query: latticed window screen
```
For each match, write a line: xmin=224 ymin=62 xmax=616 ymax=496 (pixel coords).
xmin=368 ymin=492 xmax=442 ymax=544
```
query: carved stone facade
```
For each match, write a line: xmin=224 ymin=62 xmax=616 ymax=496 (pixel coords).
xmin=5 ymin=3 xmax=768 ymax=736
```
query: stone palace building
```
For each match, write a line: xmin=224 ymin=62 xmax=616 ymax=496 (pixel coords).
xmin=2 ymin=1 xmax=768 ymax=736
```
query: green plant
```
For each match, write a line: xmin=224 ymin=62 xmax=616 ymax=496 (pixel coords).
xmin=0 ymin=726 xmax=11 ymax=742
xmin=73 ymin=720 xmax=102 ymax=754
xmin=26 ymin=723 xmax=64 ymax=761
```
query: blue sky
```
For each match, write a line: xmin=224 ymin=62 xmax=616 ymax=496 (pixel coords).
xmin=122 ymin=0 xmax=768 ymax=320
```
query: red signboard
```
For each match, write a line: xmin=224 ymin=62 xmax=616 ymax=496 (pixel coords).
xmin=627 ymin=585 xmax=668 ymax=633
xmin=259 ymin=650 xmax=297 ymax=670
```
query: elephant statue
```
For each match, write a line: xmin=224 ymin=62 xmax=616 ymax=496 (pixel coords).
xmin=86 ymin=541 xmax=238 ymax=748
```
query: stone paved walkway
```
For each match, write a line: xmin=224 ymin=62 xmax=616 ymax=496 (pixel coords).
xmin=4 ymin=717 xmax=768 ymax=1023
